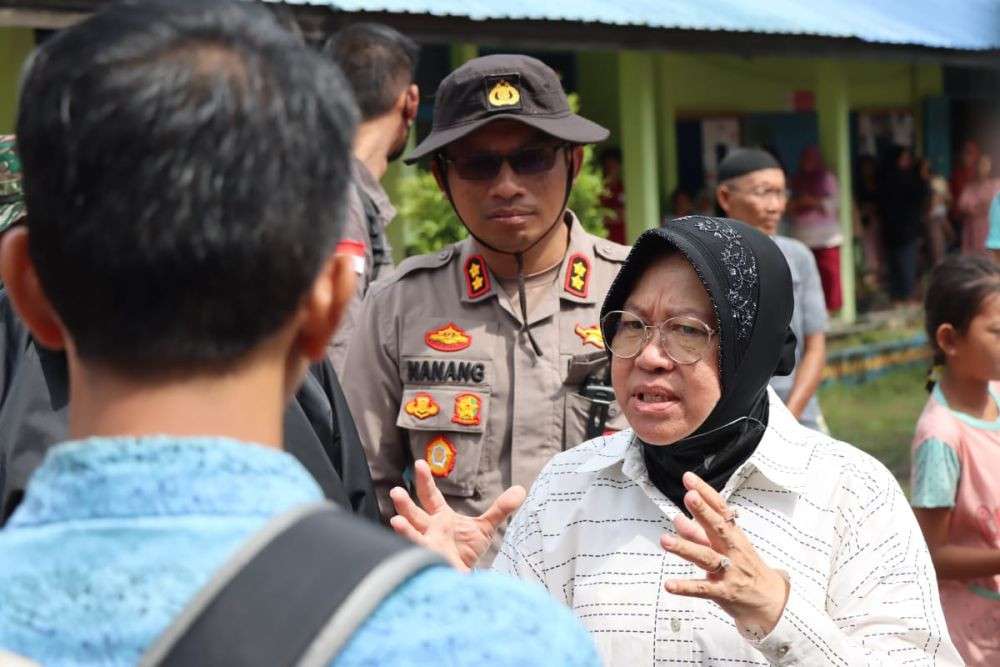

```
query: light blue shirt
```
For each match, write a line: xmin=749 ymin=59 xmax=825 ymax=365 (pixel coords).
xmin=986 ymin=192 xmax=1000 ymax=250
xmin=769 ymin=235 xmax=828 ymax=429
xmin=0 ymin=436 xmax=600 ymax=666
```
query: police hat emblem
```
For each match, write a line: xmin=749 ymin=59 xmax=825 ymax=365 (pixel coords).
xmin=484 ymin=75 xmax=522 ymax=112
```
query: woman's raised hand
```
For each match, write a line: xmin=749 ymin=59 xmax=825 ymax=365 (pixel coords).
xmin=660 ymin=471 xmax=790 ymax=638
xmin=388 ymin=459 xmax=526 ymax=572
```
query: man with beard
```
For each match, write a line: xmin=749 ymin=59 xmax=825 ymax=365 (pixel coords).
xmin=344 ymin=55 xmax=631 ymax=562
xmin=324 ymin=24 xmax=419 ymax=373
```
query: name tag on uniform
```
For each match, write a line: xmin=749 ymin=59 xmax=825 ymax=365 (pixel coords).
xmin=406 ymin=359 xmax=486 ymax=384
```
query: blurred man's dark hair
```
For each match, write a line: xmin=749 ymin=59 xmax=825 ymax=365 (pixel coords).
xmin=323 ymin=23 xmax=419 ymax=121
xmin=16 ymin=0 xmax=358 ymax=375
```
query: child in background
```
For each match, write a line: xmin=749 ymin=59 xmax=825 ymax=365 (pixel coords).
xmin=925 ymin=168 xmax=954 ymax=266
xmin=911 ymin=254 xmax=1000 ymax=666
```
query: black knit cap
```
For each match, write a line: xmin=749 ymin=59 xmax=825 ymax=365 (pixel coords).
xmin=404 ymin=54 xmax=609 ymax=163
xmin=717 ymin=148 xmax=782 ymax=183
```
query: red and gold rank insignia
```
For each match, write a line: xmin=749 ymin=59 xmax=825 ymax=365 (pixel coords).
xmin=424 ymin=322 xmax=472 ymax=352
xmin=464 ymin=255 xmax=491 ymax=298
xmin=564 ymin=253 xmax=591 ymax=298
xmin=451 ymin=392 xmax=483 ymax=426
xmin=404 ymin=392 xmax=440 ymax=420
xmin=574 ymin=323 xmax=605 ymax=349
xmin=425 ymin=435 xmax=457 ymax=477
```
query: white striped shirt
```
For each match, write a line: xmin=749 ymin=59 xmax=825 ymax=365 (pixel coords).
xmin=494 ymin=390 xmax=962 ymax=666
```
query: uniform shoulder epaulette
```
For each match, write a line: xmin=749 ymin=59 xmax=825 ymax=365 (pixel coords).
xmin=382 ymin=244 xmax=457 ymax=286
xmin=594 ymin=238 xmax=631 ymax=263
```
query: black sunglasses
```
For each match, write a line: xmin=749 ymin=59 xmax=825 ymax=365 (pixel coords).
xmin=440 ymin=143 xmax=570 ymax=181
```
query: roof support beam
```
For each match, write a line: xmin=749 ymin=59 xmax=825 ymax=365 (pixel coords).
xmin=619 ymin=51 xmax=660 ymax=241
xmin=450 ymin=43 xmax=478 ymax=69
xmin=816 ymin=59 xmax=856 ymax=323
xmin=655 ymin=55 xmax=679 ymax=211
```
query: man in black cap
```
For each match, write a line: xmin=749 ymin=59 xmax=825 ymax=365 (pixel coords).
xmin=715 ymin=148 xmax=829 ymax=432
xmin=343 ymin=54 xmax=630 ymax=560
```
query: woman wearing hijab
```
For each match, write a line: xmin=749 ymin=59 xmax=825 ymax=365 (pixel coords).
xmin=790 ymin=145 xmax=843 ymax=311
xmin=485 ymin=217 xmax=960 ymax=665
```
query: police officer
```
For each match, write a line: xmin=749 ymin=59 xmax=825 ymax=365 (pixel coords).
xmin=343 ymin=55 xmax=630 ymax=550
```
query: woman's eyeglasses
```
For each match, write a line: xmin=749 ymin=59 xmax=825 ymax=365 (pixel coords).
xmin=441 ymin=143 xmax=569 ymax=181
xmin=601 ymin=310 xmax=716 ymax=364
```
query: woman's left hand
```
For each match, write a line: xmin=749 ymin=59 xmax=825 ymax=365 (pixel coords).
xmin=660 ymin=471 xmax=790 ymax=638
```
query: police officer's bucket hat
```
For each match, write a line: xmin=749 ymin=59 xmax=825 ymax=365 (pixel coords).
xmin=404 ymin=54 xmax=609 ymax=164
xmin=0 ymin=135 xmax=24 ymax=233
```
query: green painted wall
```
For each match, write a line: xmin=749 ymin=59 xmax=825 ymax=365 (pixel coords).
xmin=575 ymin=51 xmax=621 ymax=148
xmin=578 ymin=52 xmax=943 ymax=149
xmin=0 ymin=28 xmax=34 ymax=134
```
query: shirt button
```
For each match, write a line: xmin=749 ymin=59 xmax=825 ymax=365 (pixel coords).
xmin=670 ymin=618 xmax=681 ymax=632
xmin=438 ymin=250 xmax=449 ymax=261
xmin=777 ymin=644 xmax=790 ymax=657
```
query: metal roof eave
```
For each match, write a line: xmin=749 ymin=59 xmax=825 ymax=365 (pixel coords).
xmin=2 ymin=1 xmax=998 ymax=67
xmin=290 ymin=7 xmax=1000 ymax=66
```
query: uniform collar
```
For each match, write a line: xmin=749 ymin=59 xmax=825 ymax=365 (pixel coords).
xmin=574 ymin=389 xmax=810 ymax=496
xmin=351 ymin=156 xmax=396 ymax=223
xmin=556 ymin=212 xmax=598 ymax=305
xmin=458 ymin=211 xmax=597 ymax=305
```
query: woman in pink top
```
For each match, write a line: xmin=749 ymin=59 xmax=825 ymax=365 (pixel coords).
xmin=911 ymin=255 xmax=1000 ymax=665
xmin=957 ymin=154 xmax=1000 ymax=256
xmin=789 ymin=145 xmax=843 ymax=311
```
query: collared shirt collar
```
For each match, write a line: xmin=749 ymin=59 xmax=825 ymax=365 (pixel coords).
xmin=351 ymin=156 xmax=397 ymax=224
xmin=574 ymin=389 xmax=811 ymax=496
xmin=7 ymin=435 xmax=323 ymax=528
xmin=458 ymin=211 xmax=597 ymax=305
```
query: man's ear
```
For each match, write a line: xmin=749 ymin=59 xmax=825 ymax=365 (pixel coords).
xmin=716 ymin=184 xmax=732 ymax=216
xmin=402 ymin=83 xmax=419 ymax=127
xmin=295 ymin=253 xmax=357 ymax=362
xmin=0 ymin=227 xmax=67 ymax=350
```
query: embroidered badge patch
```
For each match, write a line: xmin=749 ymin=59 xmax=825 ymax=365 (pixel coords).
xmin=425 ymin=322 xmax=472 ymax=352
xmin=451 ymin=393 xmax=483 ymax=426
xmin=574 ymin=323 xmax=604 ymax=349
xmin=464 ymin=255 xmax=491 ymax=299
xmin=404 ymin=392 xmax=440 ymax=420
xmin=485 ymin=77 xmax=521 ymax=110
xmin=565 ymin=253 xmax=591 ymax=298
xmin=425 ymin=435 xmax=457 ymax=478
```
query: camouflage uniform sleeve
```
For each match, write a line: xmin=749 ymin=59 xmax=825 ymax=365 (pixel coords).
xmin=328 ymin=184 xmax=370 ymax=375
xmin=342 ymin=282 xmax=406 ymax=521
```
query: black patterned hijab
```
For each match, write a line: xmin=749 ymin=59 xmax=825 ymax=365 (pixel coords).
xmin=600 ymin=216 xmax=796 ymax=510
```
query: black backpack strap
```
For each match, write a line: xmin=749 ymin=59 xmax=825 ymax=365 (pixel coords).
xmin=140 ymin=502 xmax=443 ymax=667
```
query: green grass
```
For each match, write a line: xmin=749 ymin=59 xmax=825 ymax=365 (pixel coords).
xmin=826 ymin=326 xmax=925 ymax=353
xmin=818 ymin=365 xmax=929 ymax=494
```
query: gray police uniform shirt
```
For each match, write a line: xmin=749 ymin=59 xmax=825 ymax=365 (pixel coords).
xmin=342 ymin=213 xmax=629 ymax=556
xmin=770 ymin=235 xmax=828 ymax=430
xmin=328 ymin=157 xmax=396 ymax=375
